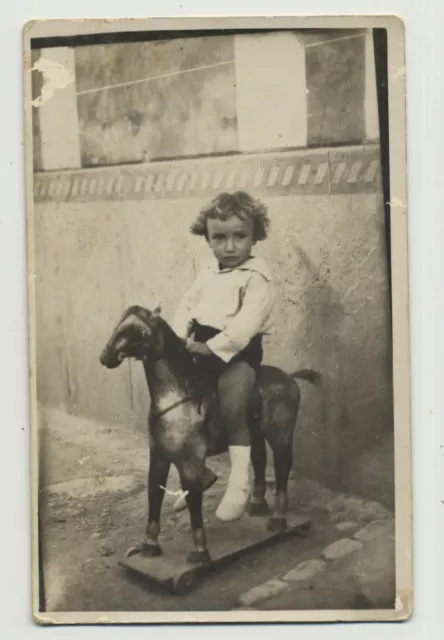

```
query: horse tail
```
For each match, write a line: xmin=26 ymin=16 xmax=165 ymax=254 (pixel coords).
xmin=288 ymin=369 xmax=322 ymax=385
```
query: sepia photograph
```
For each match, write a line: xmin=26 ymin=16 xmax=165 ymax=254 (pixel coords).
xmin=23 ymin=15 xmax=411 ymax=624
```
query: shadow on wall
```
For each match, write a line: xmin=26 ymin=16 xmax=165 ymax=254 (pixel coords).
xmin=292 ymin=244 xmax=348 ymax=485
xmin=259 ymin=192 xmax=393 ymax=491
xmin=262 ymin=242 xmax=349 ymax=486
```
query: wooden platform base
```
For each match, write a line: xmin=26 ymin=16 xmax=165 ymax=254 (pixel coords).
xmin=118 ymin=512 xmax=311 ymax=594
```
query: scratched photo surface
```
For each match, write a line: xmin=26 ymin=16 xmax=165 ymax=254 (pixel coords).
xmin=27 ymin=21 xmax=405 ymax=621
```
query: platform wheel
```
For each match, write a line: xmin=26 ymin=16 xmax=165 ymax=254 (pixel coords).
xmin=172 ymin=569 xmax=199 ymax=595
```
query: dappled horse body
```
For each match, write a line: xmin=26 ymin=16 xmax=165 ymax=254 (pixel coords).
xmin=100 ymin=305 xmax=320 ymax=564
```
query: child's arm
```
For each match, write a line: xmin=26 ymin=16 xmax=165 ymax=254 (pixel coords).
xmin=186 ymin=339 xmax=213 ymax=356
xmin=205 ymin=273 xmax=274 ymax=363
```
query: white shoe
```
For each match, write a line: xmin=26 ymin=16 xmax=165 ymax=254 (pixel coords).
xmin=215 ymin=446 xmax=251 ymax=522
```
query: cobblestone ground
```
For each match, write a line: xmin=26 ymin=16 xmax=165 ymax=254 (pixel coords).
xmin=38 ymin=407 xmax=395 ymax=615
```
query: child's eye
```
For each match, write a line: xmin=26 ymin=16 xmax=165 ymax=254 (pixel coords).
xmin=235 ymin=233 xmax=247 ymax=239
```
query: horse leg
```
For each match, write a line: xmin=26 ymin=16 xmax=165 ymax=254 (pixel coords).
xmin=177 ymin=456 xmax=211 ymax=565
xmin=144 ymin=448 xmax=170 ymax=556
xmin=267 ymin=445 xmax=293 ymax=532
xmin=248 ymin=431 xmax=270 ymax=516
xmin=172 ymin=465 xmax=218 ymax=512
xmin=263 ymin=384 xmax=300 ymax=532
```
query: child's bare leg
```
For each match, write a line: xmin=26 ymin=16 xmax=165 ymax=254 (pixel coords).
xmin=218 ymin=361 xmax=254 ymax=445
xmin=216 ymin=362 xmax=255 ymax=521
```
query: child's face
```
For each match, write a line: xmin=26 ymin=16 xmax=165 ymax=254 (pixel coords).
xmin=206 ymin=215 xmax=254 ymax=269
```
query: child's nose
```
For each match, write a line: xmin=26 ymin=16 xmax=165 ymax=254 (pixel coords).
xmin=225 ymin=237 xmax=235 ymax=251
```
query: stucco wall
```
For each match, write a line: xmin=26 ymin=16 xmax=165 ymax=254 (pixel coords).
xmin=33 ymin=144 xmax=392 ymax=489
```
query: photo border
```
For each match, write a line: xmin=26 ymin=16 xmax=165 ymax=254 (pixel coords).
xmin=23 ymin=13 xmax=411 ymax=625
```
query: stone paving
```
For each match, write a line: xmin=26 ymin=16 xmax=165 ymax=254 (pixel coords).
xmin=235 ymin=516 xmax=397 ymax=611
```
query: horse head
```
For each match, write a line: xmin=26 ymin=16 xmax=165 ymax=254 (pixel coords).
xmin=99 ymin=304 xmax=166 ymax=369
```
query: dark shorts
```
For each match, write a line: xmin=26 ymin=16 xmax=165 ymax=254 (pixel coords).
xmin=192 ymin=322 xmax=263 ymax=377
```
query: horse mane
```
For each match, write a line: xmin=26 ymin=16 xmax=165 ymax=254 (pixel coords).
xmin=114 ymin=304 xmax=212 ymax=401
xmin=124 ymin=305 xmax=195 ymax=366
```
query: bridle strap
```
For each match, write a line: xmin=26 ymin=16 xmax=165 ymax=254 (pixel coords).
xmin=150 ymin=394 xmax=196 ymax=424
xmin=138 ymin=352 xmax=203 ymax=424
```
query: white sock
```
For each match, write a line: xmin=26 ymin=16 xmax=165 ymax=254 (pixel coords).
xmin=226 ymin=445 xmax=251 ymax=490
xmin=216 ymin=445 xmax=251 ymax=522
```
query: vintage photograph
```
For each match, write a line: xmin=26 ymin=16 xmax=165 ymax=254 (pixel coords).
xmin=24 ymin=16 xmax=411 ymax=624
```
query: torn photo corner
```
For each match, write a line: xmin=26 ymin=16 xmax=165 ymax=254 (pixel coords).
xmin=23 ymin=15 xmax=411 ymax=625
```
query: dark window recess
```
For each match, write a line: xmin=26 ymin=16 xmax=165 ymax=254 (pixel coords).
xmin=75 ymin=36 xmax=238 ymax=167
xmin=306 ymin=33 xmax=365 ymax=147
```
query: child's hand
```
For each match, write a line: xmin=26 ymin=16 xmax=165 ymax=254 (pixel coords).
xmin=186 ymin=337 xmax=212 ymax=356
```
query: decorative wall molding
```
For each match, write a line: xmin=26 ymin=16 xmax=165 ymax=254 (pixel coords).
xmin=33 ymin=144 xmax=382 ymax=203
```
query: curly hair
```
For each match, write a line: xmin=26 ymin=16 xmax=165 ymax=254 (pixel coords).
xmin=190 ymin=191 xmax=270 ymax=243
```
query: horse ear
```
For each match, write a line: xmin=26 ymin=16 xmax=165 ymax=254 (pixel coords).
xmin=153 ymin=303 xmax=162 ymax=316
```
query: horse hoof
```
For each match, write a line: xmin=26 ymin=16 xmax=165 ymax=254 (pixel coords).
xmin=248 ymin=501 xmax=270 ymax=516
xmin=140 ymin=542 xmax=163 ymax=557
xmin=267 ymin=516 xmax=288 ymax=533
xmin=125 ymin=546 xmax=141 ymax=558
xmin=186 ymin=549 xmax=211 ymax=565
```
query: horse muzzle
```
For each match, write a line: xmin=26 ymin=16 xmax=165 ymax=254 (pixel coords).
xmin=100 ymin=348 xmax=125 ymax=369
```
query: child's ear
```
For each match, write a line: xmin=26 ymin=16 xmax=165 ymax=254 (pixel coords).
xmin=153 ymin=303 xmax=162 ymax=316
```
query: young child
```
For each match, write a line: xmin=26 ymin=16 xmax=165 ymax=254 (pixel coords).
xmin=172 ymin=191 xmax=275 ymax=522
